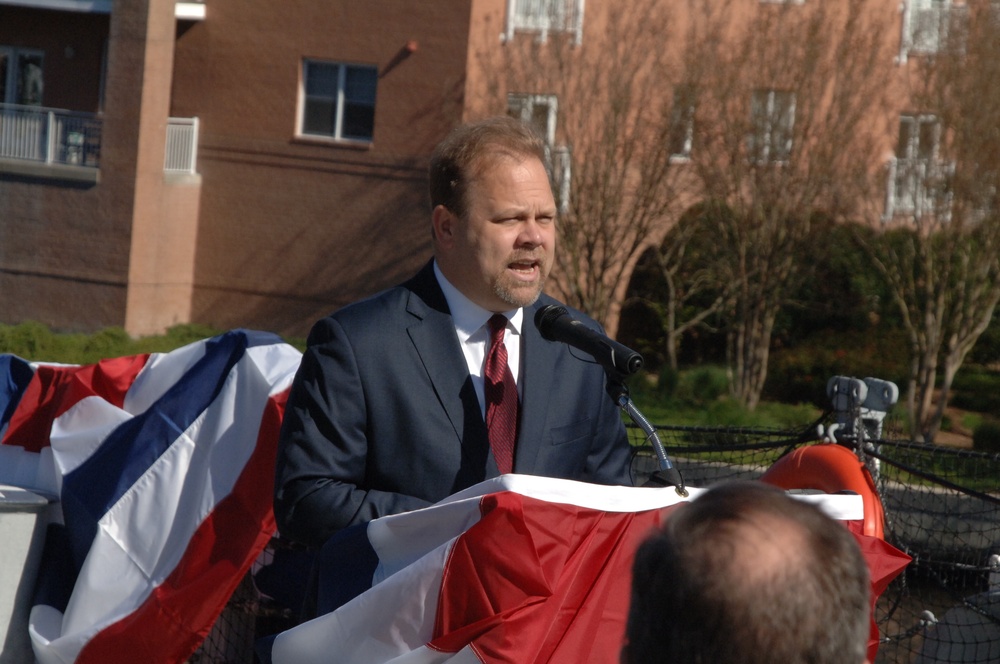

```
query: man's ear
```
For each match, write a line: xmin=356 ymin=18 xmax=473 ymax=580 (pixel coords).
xmin=432 ymin=205 xmax=457 ymax=249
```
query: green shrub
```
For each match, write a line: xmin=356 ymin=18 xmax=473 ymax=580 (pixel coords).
xmin=657 ymin=367 xmax=679 ymax=397
xmin=765 ymin=328 xmax=909 ymax=408
xmin=676 ymin=366 xmax=729 ymax=405
xmin=0 ymin=320 xmax=59 ymax=359
xmin=950 ymin=368 xmax=1000 ymax=413
xmin=961 ymin=412 xmax=985 ymax=432
xmin=77 ymin=327 xmax=132 ymax=363
xmin=132 ymin=324 xmax=222 ymax=354
xmin=0 ymin=322 xmax=226 ymax=364
xmin=972 ymin=419 xmax=1000 ymax=454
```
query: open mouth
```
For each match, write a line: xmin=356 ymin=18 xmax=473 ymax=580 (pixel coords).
xmin=508 ymin=260 xmax=539 ymax=278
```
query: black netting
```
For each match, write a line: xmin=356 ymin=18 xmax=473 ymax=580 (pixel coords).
xmin=628 ymin=422 xmax=1000 ymax=664
xmin=868 ymin=440 xmax=1000 ymax=664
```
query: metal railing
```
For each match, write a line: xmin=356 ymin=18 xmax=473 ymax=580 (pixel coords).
xmin=0 ymin=103 xmax=102 ymax=168
xmin=884 ymin=156 xmax=954 ymax=220
xmin=165 ymin=116 xmax=199 ymax=174
xmin=0 ymin=105 xmax=200 ymax=175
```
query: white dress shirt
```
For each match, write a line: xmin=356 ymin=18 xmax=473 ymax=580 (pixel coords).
xmin=433 ymin=261 xmax=523 ymax=418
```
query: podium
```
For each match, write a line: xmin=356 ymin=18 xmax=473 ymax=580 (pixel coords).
xmin=260 ymin=474 xmax=908 ymax=664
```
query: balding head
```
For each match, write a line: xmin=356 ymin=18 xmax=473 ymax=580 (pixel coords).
xmin=625 ymin=481 xmax=871 ymax=664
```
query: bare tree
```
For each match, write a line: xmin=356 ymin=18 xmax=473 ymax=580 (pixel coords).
xmin=627 ymin=204 xmax=738 ymax=372
xmin=474 ymin=0 xmax=690 ymax=338
xmin=477 ymin=0 xmax=896 ymax=410
xmin=859 ymin=1 xmax=1000 ymax=441
xmin=670 ymin=0 xmax=897 ymax=409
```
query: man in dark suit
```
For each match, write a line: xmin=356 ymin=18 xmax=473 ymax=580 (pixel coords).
xmin=274 ymin=116 xmax=633 ymax=549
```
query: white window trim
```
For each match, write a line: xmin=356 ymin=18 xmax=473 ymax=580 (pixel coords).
xmin=551 ymin=145 xmax=572 ymax=214
xmin=297 ymin=59 xmax=377 ymax=144
xmin=885 ymin=114 xmax=952 ymax=219
xmin=507 ymin=93 xmax=570 ymax=211
xmin=749 ymin=89 xmax=795 ymax=164
xmin=668 ymin=87 xmax=696 ymax=162
xmin=898 ymin=0 xmax=962 ymax=63
xmin=507 ymin=93 xmax=558 ymax=146
xmin=503 ymin=0 xmax=586 ymax=45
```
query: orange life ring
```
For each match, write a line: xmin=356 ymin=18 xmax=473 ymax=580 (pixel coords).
xmin=760 ymin=443 xmax=885 ymax=539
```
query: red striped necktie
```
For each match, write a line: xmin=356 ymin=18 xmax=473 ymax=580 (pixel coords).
xmin=484 ymin=314 xmax=518 ymax=474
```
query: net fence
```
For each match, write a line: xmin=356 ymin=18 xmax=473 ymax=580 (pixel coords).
xmin=628 ymin=421 xmax=1000 ymax=664
xmin=191 ymin=416 xmax=1000 ymax=663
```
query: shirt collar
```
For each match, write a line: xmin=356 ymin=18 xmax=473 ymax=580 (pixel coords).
xmin=433 ymin=261 xmax=523 ymax=339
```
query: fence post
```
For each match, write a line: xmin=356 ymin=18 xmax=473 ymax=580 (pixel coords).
xmin=46 ymin=111 xmax=56 ymax=164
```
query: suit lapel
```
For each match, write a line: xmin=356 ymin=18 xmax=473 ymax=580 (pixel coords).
xmin=403 ymin=263 xmax=487 ymax=447
xmin=515 ymin=300 xmax=560 ymax=471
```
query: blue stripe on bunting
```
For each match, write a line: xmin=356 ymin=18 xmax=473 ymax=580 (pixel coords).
xmin=59 ymin=329 xmax=279 ymax=571
xmin=0 ymin=354 xmax=34 ymax=438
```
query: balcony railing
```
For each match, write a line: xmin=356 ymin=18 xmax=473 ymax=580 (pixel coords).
xmin=884 ymin=156 xmax=954 ymax=221
xmin=0 ymin=104 xmax=102 ymax=168
xmin=0 ymin=105 xmax=200 ymax=175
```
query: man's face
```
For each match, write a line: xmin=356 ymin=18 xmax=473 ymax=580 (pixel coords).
xmin=434 ymin=155 xmax=557 ymax=312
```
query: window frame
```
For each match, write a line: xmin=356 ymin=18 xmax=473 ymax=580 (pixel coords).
xmin=667 ymin=85 xmax=697 ymax=161
xmin=504 ymin=0 xmax=586 ymax=44
xmin=297 ymin=59 xmax=378 ymax=144
xmin=0 ymin=46 xmax=45 ymax=106
xmin=507 ymin=93 xmax=558 ymax=146
xmin=748 ymin=88 xmax=796 ymax=164
xmin=507 ymin=92 xmax=570 ymax=211
xmin=887 ymin=113 xmax=946 ymax=218
xmin=899 ymin=0 xmax=965 ymax=61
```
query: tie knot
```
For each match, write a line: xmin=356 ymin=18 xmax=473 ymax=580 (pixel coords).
xmin=488 ymin=314 xmax=508 ymax=340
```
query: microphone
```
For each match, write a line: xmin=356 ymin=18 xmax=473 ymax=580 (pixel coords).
xmin=534 ymin=305 xmax=644 ymax=377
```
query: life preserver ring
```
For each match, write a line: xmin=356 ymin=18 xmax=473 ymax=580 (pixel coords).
xmin=760 ymin=443 xmax=885 ymax=539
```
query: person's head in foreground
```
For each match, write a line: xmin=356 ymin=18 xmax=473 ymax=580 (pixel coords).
xmin=624 ymin=480 xmax=871 ymax=664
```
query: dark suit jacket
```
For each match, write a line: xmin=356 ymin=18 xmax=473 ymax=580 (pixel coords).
xmin=274 ymin=261 xmax=633 ymax=547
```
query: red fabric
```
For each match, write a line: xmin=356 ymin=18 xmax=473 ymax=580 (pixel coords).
xmin=429 ymin=495 xmax=909 ymax=664
xmin=431 ymin=493 xmax=679 ymax=662
xmin=484 ymin=315 xmax=517 ymax=474
xmin=2 ymin=354 xmax=149 ymax=452
xmin=851 ymin=529 xmax=912 ymax=664
xmin=75 ymin=389 xmax=289 ymax=664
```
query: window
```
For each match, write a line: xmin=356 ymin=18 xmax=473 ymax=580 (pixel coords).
xmin=901 ymin=0 xmax=965 ymax=58
xmin=667 ymin=85 xmax=696 ymax=160
xmin=299 ymin=60 xmax=377 ymax=142
xmin=508 ymin=93 xmax=557 ymax=146
xmin=0 ymin=47 xmax=44 ymax=106
xmin=507 ymin=93 xmax=570 ymax=211
xmin=748 ymin=89 xmax=795 ymax=163
xmin=888 ymin=114 xmax=946 ymax=217
xmin=504 ymin=0 xmax=585 ymax=44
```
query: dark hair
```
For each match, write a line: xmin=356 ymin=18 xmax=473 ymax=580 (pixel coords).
xmin=428 ymin=116 xmax=548 ymax=220
xmin=626 ymin=481 xmax=871 ymax=664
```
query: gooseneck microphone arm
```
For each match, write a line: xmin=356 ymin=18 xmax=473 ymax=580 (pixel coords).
xmin=606 ymin=378 xmax=687 ymax=496
xmin=534 ymin=305 xmax=686 ymax=496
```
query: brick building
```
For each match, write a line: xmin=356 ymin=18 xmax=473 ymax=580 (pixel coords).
xmin=0 ymin=0 xmax=498 ymax=337
xmin=0 ymin=0 xmax=971 ymax=338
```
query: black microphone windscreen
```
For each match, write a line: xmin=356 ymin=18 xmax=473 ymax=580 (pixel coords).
xmin=534 ymin=304 xmax=568 ymax=341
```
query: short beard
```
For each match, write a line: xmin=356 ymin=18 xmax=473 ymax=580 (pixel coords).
xmin=493 ymin=273 xmax=546 ymax=308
